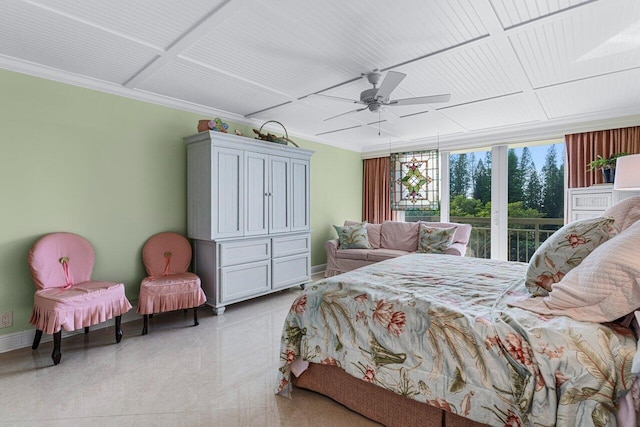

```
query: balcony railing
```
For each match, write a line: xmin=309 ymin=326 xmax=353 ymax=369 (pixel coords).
xmin=407 ymin=216 xmax=564 ymax=263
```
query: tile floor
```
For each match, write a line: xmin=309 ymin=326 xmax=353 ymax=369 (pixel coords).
xmin=0 ymin=279 xmax=379 ymax=426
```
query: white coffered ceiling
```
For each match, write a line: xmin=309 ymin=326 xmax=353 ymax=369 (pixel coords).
xmin=2 ymin=0 xmax=640 ymax=154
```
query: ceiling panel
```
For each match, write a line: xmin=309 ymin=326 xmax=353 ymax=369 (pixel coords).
xmin=394 ymin=40 xmax=522 ymax=106
xmin=0 ymin=0 xmax=158 ymax=84
xmin=491 ymin=0 xmax=594 ymax=29
xmin=249 ymin=99 xmax=367 ymax=137
xmin=380 ymin=112 xmax=467 ymax=141
xmin=2 ymin=0 xmax=639 ymax=153
xmin=438 ymin=93 xmax=545 ymax=130
xmin=536 ymin=67 xmax=640 ymax=118
xmin=180 ymin=0 xmax=489 ymax=98
xmin=136 ymin=59 xmax=291 ymax=116
xmin=510 ymin=0 xmax=640 ymax=88
xmin=24 ymin=0 xmax=227 ymax=50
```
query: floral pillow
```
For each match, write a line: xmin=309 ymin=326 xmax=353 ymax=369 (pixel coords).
xmin=417 ymin=224 xmax=457 ymax=254
xmin=334 ymin=222 xmax=371 ymax=249
xmin=525 ymin=216 xmax=617 ymax=296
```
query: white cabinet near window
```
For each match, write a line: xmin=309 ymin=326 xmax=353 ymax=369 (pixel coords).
xmin=184 ymin=131 xmax=313 ymax=314
xmin=567 ymin=185 xmax=613 ymax=223
xmin=566 ymin=185 xmax=640 ymax=224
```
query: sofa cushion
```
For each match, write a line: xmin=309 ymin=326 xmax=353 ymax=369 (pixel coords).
xmin=380 ymin=221 xmax=419 ymax=251
xmin=334 ymin=249 xmax=371 ymax=261
xmin=418 ymin=224 xmax=457 ymax=254
xmin=419 ymin=221 xmax=471 ymax=245
xmin=345 ymin=220 xmax=381 ymax=249
xmin=334 ymin=222 xmax=371 ymax=249
xmin=367 ymin=249 xmax=412 ymax=262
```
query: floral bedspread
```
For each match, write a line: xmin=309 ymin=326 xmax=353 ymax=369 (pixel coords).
xmin=276 ymin=254 xmax=636 ymax=426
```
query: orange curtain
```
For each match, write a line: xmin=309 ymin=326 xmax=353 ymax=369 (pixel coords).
xmin=362 ymin=157 xmax=397 ymax=224
xmin=565 ymin=126 xmax=640 ymax=188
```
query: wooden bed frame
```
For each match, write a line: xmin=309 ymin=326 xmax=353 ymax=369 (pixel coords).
xmin=293 ymin=363 xmax=488 ymax=427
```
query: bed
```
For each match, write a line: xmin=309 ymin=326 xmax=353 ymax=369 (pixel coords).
xmin=276 ymin=253 xmax=640 ymax=426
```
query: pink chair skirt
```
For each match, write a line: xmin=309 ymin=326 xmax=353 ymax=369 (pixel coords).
xmin=137 ymin=272 xmax=206 ymax=315
xmin=30 ymin=281 xmax=132 ymax=334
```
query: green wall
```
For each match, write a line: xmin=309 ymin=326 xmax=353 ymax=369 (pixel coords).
xmin=0 ymin=68 xmax=362 ymax=336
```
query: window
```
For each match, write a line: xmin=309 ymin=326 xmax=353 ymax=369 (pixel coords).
xmin=507 ymin=142 xmax=565 ymax=262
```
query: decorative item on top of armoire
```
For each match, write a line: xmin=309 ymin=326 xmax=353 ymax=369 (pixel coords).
xmin=183 ymin=130 xmax=313 ymax=315
xmin=197 ymin=118 xmax=228 ymax=133
xmin=586 ymin=152 xmax=628 ymax=184
xmin=253 ymin=120 xmax=299 ymax=147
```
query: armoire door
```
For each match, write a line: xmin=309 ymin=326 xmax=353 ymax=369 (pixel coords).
xmin=212 ymin=146 xmax=244 ymax=238
xmin=290 ymin=158 xmax=310 ymax=231
xmin=269 ymin=156 xmax=291 ymax=234
xmin=245 ymin=152 xmax=268 ymax=236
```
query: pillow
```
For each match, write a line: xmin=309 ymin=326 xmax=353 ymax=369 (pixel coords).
xmin=333 ymin=222 xmax=371 ymax=249
xmin=345 ymin=220 xmax=381 ymax=248
xmin=602 ymin=196 xmax=640 ymax=233
xmin=510 ymin=221 xmax=640 ymax=322
xmin=380 ymin=221 xmax=419 ymax=251
xmin=417 ymin=224 xmax=457 ymax=254
xmin=525 ymin=216 xmax=617 ymax=296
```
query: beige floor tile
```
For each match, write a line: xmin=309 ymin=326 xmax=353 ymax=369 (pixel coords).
xmin=0 ymin=287 xmax=379 ymax=426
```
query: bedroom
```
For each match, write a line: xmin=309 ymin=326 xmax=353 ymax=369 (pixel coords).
xmin=1 ymin=0 xmax=640 ymax=425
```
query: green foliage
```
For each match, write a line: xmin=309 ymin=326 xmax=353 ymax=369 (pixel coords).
xmin=508 ymin=149 xmax=525 ymax=203
xmin=450 ymin=153 xmax=471 ymax=197
xmin=541 ymin=145 xmax=564 ymax=218
xmin=450 ymin=194 xmax=488 ymax=217
xmin=507 ymin=201 xmax=544 ymax=218
xmin=450 ymin=196 xmax=544 ymax=218
xmin=472 ymin=155 xmax=491 ymax=204
xmin=449 ymin=144 xmax=563 ymax=219
xmin=586 ymin=152 xmax=629 ymax=170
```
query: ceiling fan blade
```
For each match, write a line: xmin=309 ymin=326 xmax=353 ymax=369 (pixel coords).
xmin=375 ymin=71 xmax=406 ymax=101
xmin=308 ymin=93 xmax=359 ymax=104
xmin=324 ymin=106 xmax=368 ymax=122
xmin=387 ymin=94 xmax=451 ymax=106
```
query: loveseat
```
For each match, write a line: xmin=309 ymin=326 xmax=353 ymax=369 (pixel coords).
xmin=325 ymin=220 xmax=472 ymax=277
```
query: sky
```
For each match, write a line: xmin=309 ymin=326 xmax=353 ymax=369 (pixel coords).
xmin=455 ymin=142 xmax=565 ymax=173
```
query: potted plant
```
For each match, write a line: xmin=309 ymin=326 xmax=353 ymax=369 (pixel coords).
xmin=587 ymin=152 xmax=629 ymax=183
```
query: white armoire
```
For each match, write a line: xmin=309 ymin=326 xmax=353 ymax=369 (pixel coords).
xmin=184 ymin=131 xmax=313 ymax=314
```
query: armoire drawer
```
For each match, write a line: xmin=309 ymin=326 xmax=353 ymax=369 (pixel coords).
xmin=220 ymin=260 xmax=270 ymax=303
xmin=272 ymin=234 xmax=310 ymax=258
xmin=218 ymin=238 xmax=271 ymax=267
xmin=272 ymin=254 xmax=310 ymax=290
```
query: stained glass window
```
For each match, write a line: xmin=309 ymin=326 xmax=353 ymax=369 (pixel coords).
xmin=390 ymin=150 xmax=439 ymax=211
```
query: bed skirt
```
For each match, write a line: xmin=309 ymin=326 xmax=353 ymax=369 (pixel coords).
xmin=292 ymin=363 xmax=488 ymax=427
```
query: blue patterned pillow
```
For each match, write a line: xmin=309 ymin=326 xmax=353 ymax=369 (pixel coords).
xmin=334 ymin=222 xmax=371 ymax=249
xmin=417 ymin=224 xmax=457 ymax=254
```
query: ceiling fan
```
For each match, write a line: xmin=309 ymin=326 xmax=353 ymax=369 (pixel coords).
xmin=312 ymin=70 xmax=451 ymax=121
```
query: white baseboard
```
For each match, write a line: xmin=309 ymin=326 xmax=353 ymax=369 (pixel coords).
xmin=0 ymin=309 xmax=142 ymax=354
xmin=311 ymin=263 xmax=326 ymax=275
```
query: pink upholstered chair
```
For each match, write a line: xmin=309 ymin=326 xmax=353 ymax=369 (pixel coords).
xmin=28 ymin=232 xmax=132 ymax=365
xmin=137 ymin=232 xmax=206 ymax=335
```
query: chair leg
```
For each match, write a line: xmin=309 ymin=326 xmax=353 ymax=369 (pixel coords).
xmin=142 ymin=314 xmax=148 ymax=336
xmin=193 ymin=307 xmax=199 ymax=326
xmin=52 ymin=331 xmax=62 ymax=365
xmin=115 ymin=315 xmax=123 ymax=343
xmin=32 ymin=329 xmax=43 ymax=350
xmin=84 ymin=326 xmax=89 ymax=334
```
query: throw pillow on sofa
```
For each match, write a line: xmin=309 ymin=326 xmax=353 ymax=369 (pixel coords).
xmin=334 ymin=222 xmax=371 ymax=249
xmin=417 ymin=224 xmax=457 ymax=254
